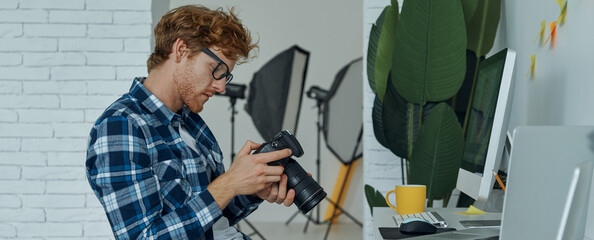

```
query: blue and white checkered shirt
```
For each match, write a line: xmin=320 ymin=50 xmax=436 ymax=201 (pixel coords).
xmin=86 ymin=77 xmax=262 ymax=240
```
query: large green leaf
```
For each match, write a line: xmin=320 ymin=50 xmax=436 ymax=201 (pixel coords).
xmin=366 ymin=8 xmax=386 ymax=95
xmin=408 ymin=103 xmax=464 ymax=200
xmin=460 ymin=0 xmax=479 ymax=24
xmin=365 ymin=184 xmax=389 ymax=216
xmin=391 ymin=0 xmax=467 ymax=105
xmin=466 ymin=0 xmax=501 ymax=58
xmin=381 ymin=75 xmax=436 ymax=159
xmin=374 ymin=0 xmax=399 ymax=101
xmin=372 ymin=96 xmax=389 ymax=149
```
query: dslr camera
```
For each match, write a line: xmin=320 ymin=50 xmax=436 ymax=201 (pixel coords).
xmin=254 ymin=130 xmax=327 ymax=214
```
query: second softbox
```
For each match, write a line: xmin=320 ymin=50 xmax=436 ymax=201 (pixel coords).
xmin=323 ymin=58 xmax=363 ymax=164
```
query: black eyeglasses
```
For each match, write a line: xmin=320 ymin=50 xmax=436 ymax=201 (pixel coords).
xmin=201 ymin=48 xmax=233 ymax=84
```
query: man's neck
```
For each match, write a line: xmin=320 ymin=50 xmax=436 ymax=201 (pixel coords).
xmin=144 ymin=65 xmax=183 ymax=113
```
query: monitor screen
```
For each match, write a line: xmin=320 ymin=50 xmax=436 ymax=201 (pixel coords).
xmin=455 ymin=48 xmax=517 ymax=201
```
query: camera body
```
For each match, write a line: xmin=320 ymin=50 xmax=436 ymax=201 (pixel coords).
xmin=253 ymin=130 xmax=326 ymax=214
xmin=253 ymin=130 xmax=303 ymax=163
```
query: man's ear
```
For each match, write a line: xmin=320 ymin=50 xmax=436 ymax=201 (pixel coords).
xmin=171 ymin=38 xmax=188 ymax=63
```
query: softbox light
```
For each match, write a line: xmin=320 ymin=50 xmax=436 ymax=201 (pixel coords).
xmin=246 ymin=45 xmax=310 ymax=140
xmin=323 ymin=58 xmax=363 ymax=164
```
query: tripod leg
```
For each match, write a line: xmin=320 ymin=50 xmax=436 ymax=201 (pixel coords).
xmin=303 ymin=211 xmax=313 ymax=233
xmin=324 ymin=197 xmax=363 ymax=226
xmin=243 ymin=219 xmax=266 ymax=240
xmin=323 ymin=162 xmax=362 ymax=240
xmin=324 ymin=190 xmax=341 ymax=239
xmin=323 ymin=215 xmax=335 ymax=240
xmin=284 ymin=210 xmax=300 ymax=225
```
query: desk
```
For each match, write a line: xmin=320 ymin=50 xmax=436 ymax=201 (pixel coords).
xmin=372 ymin=207 xmax=502 ymax=240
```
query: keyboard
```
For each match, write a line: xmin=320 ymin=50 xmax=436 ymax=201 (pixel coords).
xmin=392 ymin=211 xmax=448 ymax=228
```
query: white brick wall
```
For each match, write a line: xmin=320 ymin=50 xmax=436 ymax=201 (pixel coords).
xmin=0 ymin=0 xmax=152 ymax=238
xmin=363 ymin=0 xmax=404 ymax=239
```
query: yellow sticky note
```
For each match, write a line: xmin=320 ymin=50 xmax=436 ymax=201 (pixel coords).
xmin=558 ymin=1 xmax=567 ymax=25
xmin=544 ymin=21 xmax=558 ymax=47
xmin=526 ymin=55 xmax=536 ymax=77
xmin=456 ymin=205 xmax=487 ymax=215
xmin=534 ymin=21 xmax=546 ymax=44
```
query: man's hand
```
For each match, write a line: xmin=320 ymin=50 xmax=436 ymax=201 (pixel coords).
xmin=208 ymin=140 xmax=292 ymax=210
xmin=256 ymin=174 xmax=295 ymax=206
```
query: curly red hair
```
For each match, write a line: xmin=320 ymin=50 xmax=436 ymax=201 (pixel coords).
xmin=147 ymin=5 xmax=258 ymax=73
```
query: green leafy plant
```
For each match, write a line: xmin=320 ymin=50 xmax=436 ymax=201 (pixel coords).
xmin=364 ymin=184 xmax=389 ymax=216
xmin=367 ymin=0 xmax=501 ymax=206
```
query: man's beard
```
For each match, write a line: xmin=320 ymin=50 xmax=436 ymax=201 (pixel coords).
xmin=173 ymin=62 xmax=204 ymax=113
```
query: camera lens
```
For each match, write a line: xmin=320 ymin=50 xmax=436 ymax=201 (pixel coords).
xmin=284 ymin=158 xmax=327 ymax=214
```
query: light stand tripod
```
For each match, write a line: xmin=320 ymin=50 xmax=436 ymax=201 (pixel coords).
xmin=284 ymin=95 xmax=362 ymax=239
xmin=322 ymin=128 xmax=363 ymax=240
xmin=219 ymin=84 xmax=266 ymax=240
xmin=284 ymin=98 xmax=325 ymax=230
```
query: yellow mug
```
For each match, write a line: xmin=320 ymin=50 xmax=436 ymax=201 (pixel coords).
xmin=385 ymin=185 xmax=426 ymax=215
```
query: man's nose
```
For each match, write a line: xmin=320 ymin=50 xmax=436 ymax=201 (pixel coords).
xmin=213 ymin=78 xmax=226 ymax=93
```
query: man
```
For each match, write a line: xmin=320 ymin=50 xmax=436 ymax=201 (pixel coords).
xmin=86 ymin=5 xmax=295 ymax=239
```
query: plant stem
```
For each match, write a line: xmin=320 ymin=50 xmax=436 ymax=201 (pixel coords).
xmin=450 ymin=94 xmax=457 ymax=109
xmin=401 ymin=157 xmax=405 ymax=185
xmin=406 ymin=158 xmax=410 ymax=185
xmin=407 ymin=103 xmax=415 ymax=160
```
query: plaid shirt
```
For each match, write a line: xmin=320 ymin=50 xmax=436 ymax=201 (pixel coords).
xmin=86 ymin=77 xmax=262 ymax=240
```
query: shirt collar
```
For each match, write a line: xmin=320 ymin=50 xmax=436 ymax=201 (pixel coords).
xmin=130 ymin=77 xmax=178 ymax=126
xmin=130 ymin=77 xmax=223 ymax=164
xmin=180 ymin=106 xmax=223 ymax=163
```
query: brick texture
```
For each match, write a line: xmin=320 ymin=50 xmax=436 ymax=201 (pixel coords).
xmin=362 ymin=1 xmax=404 ymax=239
xmin=0 ymin=0 xmax=152 ymax=238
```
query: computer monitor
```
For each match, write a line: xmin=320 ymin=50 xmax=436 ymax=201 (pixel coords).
xmin=455 ymin=48 xmax=517 ymax=201
xmin=500 ymin=126 xmax=594 ymax=240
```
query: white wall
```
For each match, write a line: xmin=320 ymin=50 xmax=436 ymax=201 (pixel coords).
xmin=0 ymin=0 xmax=151 ymax=238
xmin=362 ymin=0 xmax=403 ymax=239
xmin=494 ymin=0 xmax=594 ymax=238
xmin=498 ymin=0 xmax=594 ymax=129
xmin=0 ymin=0 xmax=363 ymax=238
xmin=169 ymin=0 xmax=365 ymax=225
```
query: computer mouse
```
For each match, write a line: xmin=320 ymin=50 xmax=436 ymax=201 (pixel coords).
xmin=399 ymin=217 xmax=437 ymax=234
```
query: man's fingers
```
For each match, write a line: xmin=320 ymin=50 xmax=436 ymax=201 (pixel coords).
xmin=259 ymin=185 xmax=271 ymax=198
xmin=253 ymin=149 xmax=292 ymax=164
xmin=264 ymin=175 xmax=281 ymax=183
xmin=237 ymin=140 xmax=261 ymax=157
xmin=284 ymin=189 xmax=295 ymax=207
xmin=267 ymin=183 xmax=279 ymax=203
xmin=263 ymin=166 xmax=284 ymax=176
xmin=276 ymin=174 xmax=288 ymax=204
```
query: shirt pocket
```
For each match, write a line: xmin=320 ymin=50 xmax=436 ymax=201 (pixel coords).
xmin=153 ymin=159 xmax=187 ymax=181
xmin=153 ymin=159 xmax=193 ymax=210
